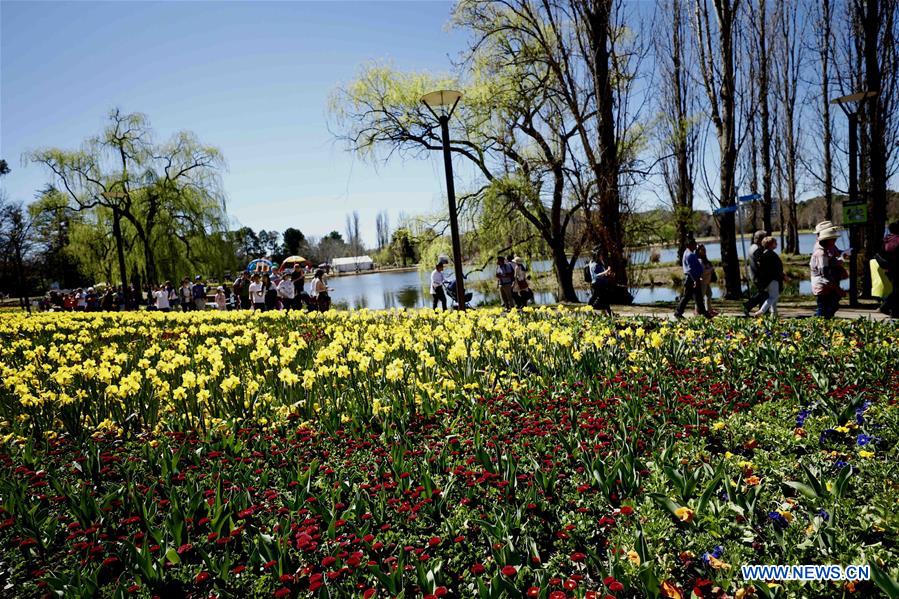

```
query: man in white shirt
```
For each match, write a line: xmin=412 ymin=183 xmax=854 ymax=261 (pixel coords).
xmin=277 ymin=275 xmax=296 ymax=310
xmin=152 ymin=286 xmax=171 ymax=312
xmin=248 ymin=275 xmax=264 ymax=310
xmin=430 ymin=262 xmax=447 ymax=310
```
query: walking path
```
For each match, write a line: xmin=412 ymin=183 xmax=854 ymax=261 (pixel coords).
xmin=606 ymin=302 xmax=895 ymax=322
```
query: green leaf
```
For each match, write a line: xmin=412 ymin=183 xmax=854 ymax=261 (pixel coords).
xmin=164 ymin=547 xmax=180 ymax=565
xmin=870 ymin=563 xmax=899 ymax=599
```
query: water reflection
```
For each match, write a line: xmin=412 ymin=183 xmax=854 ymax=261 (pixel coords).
xmin=321 ymin=235 xmax=833 ymax=310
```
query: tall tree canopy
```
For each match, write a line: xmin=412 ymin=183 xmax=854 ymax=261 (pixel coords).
xmin=30 ymin=109 xmax=229 ymax=286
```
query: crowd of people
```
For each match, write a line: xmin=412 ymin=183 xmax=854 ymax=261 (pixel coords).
xmin=36 ymin=221 xmax=899 ymax=318
xmin=673 ymin=219 xmax=899 ymax=320
xmin=429 ymin=255 xmax=533 ymax=311
xmin=41 ymin=264 xmax=336 ymax=313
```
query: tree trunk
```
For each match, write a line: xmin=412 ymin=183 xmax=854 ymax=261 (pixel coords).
xmin=551 ymin=242 xmax=578 ymax=302
xmin=718 ymin=4 xmax=741 ymax=299
xmin=758 ymin=0 xmax=774 ymax=233
xmin=111 ymin=208 xmax=128 ymax=288
xmin=862 ymin=0 xmax=888 ymax=296
xmin=586 ymin=0 xmax=627 ymax=285
xmin=14 ymin=247 xmax=30 ymax=314
xmin=820 ymin=0 xmax=834 ymax=221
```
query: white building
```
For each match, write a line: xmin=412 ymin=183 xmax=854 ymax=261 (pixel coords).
xmin=331 ymin=255 xmax=374 ymax=273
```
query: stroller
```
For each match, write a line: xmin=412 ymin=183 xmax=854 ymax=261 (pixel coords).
xmin=444 ymin=279 xmax=473 ymax=310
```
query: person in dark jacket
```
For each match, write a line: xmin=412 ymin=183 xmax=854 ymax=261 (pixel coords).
xmin=743 ymin=230 xmax=768 ymax=315
xmin=674 ymin=237 xmax=711 ymax=319
xmin=751 ymin=236 xmax=784 ymax=318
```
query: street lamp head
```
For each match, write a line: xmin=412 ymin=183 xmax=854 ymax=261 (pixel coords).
xmin=421 ymin=89 xmax=462 ymax=120
xmin=831 ymin=90 xmax=879 ymax=105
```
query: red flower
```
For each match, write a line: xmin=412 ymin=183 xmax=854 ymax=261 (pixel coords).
xmin=470 ymin=563 xmax=486 ymax=575
xmin=232 ymin=565 xmax=246 ymax=574
xmin=273 ymin=588 xmax=291 ymax=598
xmin=195 ymin=571 xmax=210 ymax=584
xmin=102 ymin=557 xmax=119 ymax=568
xmin=322 ymin=556 xmax=337 ymax=568
xmin=609 ymin=581 xmax=624 ymax=592
xmin=501 ymin=565 xmax=518 ymax=577
xmin=363 ymin=590 xmax=376 ymax=599
xmin=620 ymin=506 xmax=634 ymax=516
xmin=434 ymin=587 xmax=448 ymax=597
xmin=428 ymin=536 xmax=442 ymax=547
xmin=571 ymin=551 xmax=586 ymax=563
xmin=527 ymin=587 xmax=541 ymax=597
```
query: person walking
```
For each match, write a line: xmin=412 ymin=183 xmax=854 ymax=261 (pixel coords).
xmin=153 ymin=284 xmax=171 ymax=312
xmin=511 ymin=257 xmax=533 ymax=308
xmin=233 ymin=272 xmax=251 ymax=310
xmin=495 ymin=256 xmax=515 ymax=310
xmin=587 ymin=246 xmax=613 ymax=315
xmin=263 ymin=274 xmax=278 ymax=311
xmin=215 ymin=286 xmax=227 ymax=310
xmin=696 ymin=244 xmax=718 ymax=316
xmin=674 ymin=237 xmax=711 ymax=319
xmin=192 ymin=276 xmax=207 ymax=311
xmin=311 ymin=269 xmax=331 ymax=311
xmin=75 ymin=288 xmax=87 ymax=311
xmin=810 ymin=225 xmax=846 ymax=319
xmin=249 ymin=274 xmax=265 ymax=311
xmin=743 ymin=230 xmax=768 ymax=315
xmin=752 ymin=236 xmax=784 ymax=318
xmin=277 ymin=274 xmax=296 ymax=310
xmin=430 ymin=262 xmax=447 ymax=310
xmin=179 ymin=279 xmax=193 ymax=312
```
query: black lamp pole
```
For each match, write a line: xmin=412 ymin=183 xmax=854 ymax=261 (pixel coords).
xmin=847 ymin=111 xmax=859 ymax=307
xmin=832 ymin=90 xmax=878 ymax=308
xmin=438 ymin=114 xmax=467 ymax=310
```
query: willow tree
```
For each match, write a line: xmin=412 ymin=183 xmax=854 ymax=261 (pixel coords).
xmin=31 ymin=109 xmax=226 ymax=286
xmin=331 ymin=42 xmax=589 ymax=299
xmin=693 ymin=0 xmax=743 ymax=298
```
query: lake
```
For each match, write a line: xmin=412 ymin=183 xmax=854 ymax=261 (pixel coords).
xmin=325 ymin=231 xmax=838 ymax=310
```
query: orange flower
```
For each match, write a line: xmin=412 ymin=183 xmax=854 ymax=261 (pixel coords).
xmin=745 ymin=475 xmax=760 ymax=486
xmin=674 ymin=506 xmax=694 ymax=523
xmin=661 ymin=580 xmax=683 ymax=599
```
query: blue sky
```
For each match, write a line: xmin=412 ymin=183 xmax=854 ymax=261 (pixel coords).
xmin=1 ymin=1 xmax=469 ymax=246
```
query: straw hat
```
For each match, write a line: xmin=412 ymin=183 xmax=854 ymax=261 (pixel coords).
xmin=818 ymin=226 xmax=841 ymax=241
xmin=814 ymin=221 xmax=835 ymax=234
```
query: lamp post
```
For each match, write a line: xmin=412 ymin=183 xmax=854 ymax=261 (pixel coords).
xmin=831 ymin=90 xmax=878 ymax=307
xmin=421 ymin=90 xmax=466 ymax=309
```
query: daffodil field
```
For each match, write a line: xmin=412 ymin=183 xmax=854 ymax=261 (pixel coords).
xmin=0 ymin=309 xmax=897 ymax=599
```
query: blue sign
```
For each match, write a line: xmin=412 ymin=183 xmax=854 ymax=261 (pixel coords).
xmin=739 ymin=193 xmax=762 ymax=202
xmin=713 ymin=205 xmax=738 ymax=216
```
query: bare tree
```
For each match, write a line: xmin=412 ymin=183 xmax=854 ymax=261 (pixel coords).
xmin=745 ymin=0 xmax=775 ymax=233
xmin=773 ymin=0 xmax=804 ymax=254
xmin=375 ymin=211 xmax=390 ymax=250
xmin=857 ymin=0 xmax=898 ymax=286
xmin=693 ymin=0 xmax=743 ymax=297
xmin=812 ymin=0 xmax=837 ymax=221
xmin=656 ymin=0 xmax=699 ymax=260
xmin=0 ymin=197 xmax=36 ymax=313
xmin=345 ymin=210 xmax=362 ymax=256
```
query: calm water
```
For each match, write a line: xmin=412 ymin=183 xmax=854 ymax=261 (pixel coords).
xmin=325 ymin=232 xmax=836 ymax=310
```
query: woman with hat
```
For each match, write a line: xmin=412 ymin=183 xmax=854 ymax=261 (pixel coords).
xmin=511 ymin=257 xmax=533 ymax=308
xmin=810 ymin=224 xmax=847 ymax=318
